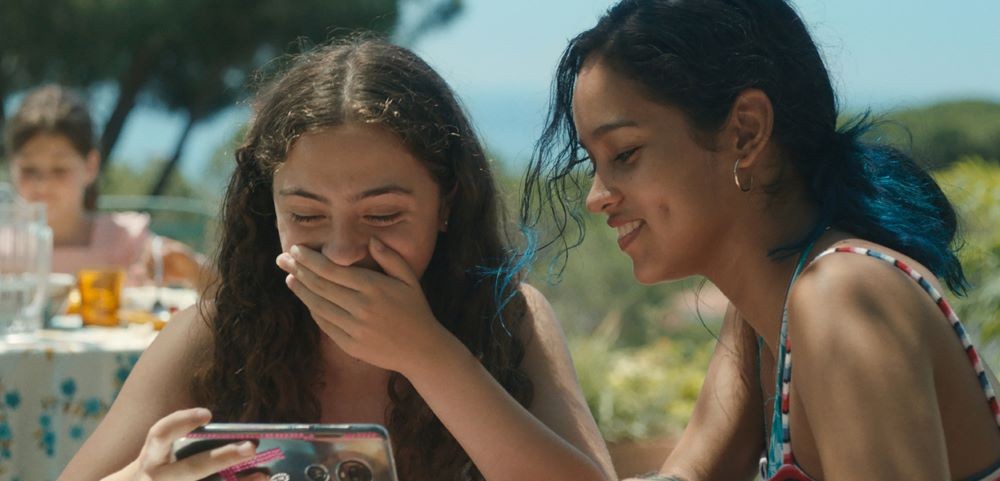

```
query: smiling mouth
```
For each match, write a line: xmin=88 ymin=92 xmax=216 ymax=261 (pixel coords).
xmin=616 ymin=220 xmax=644 ymax=250
xmin=616 ymin=220 xmax=642 ymax=239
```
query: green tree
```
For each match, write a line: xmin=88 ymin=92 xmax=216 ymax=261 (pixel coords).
xmin=871 ymin=100 xmax=1000 ymax=170
xmin=1 ymin=0 xmax=463 ymax=176
xmin=934 ymin=157 xmax=1000 ymax=363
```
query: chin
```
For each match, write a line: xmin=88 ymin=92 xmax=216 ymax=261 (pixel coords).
xmin=632 ymin=264 xmax=664 ymax=285
xmin=631 ymin=260 xmax=684 ymax=285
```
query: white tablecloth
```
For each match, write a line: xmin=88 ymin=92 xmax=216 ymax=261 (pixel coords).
xmin=0 ymin=326 xmax=158 ymax=481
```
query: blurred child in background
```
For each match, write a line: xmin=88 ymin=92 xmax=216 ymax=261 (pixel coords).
xmin=4 ymin=84 xmax=208 ymax=289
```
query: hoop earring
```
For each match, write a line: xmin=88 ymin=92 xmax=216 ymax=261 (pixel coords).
xmin=733 ymin=158 xmax=753 ymax=193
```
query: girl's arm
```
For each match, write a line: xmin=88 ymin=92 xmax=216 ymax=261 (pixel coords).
xmin=636 ymin=304 xmax=763 ymax=481
xmin=279 ymin=242 xmax=612 ymax=481
xmin=60 ymin=306 xmax=255 ymax=481
xmin=405 ymin=284 xmax=615 ymax=481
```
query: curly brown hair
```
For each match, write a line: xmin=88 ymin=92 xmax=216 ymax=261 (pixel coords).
xmin=191 ymin=37 xmax=534 ymax=481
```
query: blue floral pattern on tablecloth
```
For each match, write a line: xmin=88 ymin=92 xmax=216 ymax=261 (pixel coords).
xmin=0 ymin=387 xmax=19 ymax=463
xmin=0 ymin=328 xmax=156 ymax=481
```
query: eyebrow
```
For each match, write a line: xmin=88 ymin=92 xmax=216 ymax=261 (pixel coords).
xmin=590 ymin=119 xmax=638 ymax=140
xmin=278 ymin=188 xmax=329 ymax=203
xmin=348 ymin=184 xmax=414 ymax=203
xmin=579 ymin=119 xmax=639 ymax=152
xmin=278 ymin=184 xmax=414 ymax=204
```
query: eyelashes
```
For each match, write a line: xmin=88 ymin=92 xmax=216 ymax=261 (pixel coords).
xmin=584 ymin=146 xmax=641 ymax=178
xmin=364 ymin=213 xmax=401 ymax=225
xmin=613 ymin=147 xmax=640 ymax=164
xmin=290 ymin=213 xmax=323 ymax=224
xmin=288 ymin=213 xmax=402 ymax=226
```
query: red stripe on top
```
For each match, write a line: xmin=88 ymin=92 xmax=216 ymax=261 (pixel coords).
xmin=897 ymin=261 xmax=916 ymax=277
xmin=968 ymin=347 xmax=981 ymax=365
xmin=939 ymin=300 xmax=956 ymax=320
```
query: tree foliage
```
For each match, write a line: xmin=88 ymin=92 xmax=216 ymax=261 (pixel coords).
xmin=0 ymin=0 xmax=404 ymax=165
xmin=870 ymin=100 xmax=1000 ymax=170
xmin=934 ymin=157 xmax=1000 ymax=363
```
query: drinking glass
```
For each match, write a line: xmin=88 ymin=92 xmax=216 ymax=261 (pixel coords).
xmin=0 ymin=201 xmax=52 ymax=340
xmin=78 ymin=268 xmax=125 ymax=327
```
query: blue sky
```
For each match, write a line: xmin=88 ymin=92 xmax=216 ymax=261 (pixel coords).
xmin=9 ymin=0 xmax=999 ymax=179
xmin=410 ymin=0 xmax=1000 ymax=163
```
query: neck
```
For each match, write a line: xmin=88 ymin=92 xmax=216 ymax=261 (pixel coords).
xmin=51 ymin=211 xmax=93 ymax=247
xmin=319 ymin=335 xmax=388 ymax=380
xmin=702 ymin=190 xmax=821 ymax=358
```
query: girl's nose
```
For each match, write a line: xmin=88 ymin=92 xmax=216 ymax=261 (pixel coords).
xmin=585 ymin=175 xmax=619 ymax=213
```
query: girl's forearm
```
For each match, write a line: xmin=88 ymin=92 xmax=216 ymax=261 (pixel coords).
xmin=402 ymin=338 xmax=609 ymax=481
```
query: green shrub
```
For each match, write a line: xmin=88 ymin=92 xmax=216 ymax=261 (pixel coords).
xmin=571 ymin=313 xmax=714 ymax=442
xmin=934 ymin=157 xmax=1000 ymax=360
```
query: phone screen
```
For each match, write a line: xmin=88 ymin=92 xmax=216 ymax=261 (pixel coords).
xmin=171 ymin=424 xmax=397 ymax=481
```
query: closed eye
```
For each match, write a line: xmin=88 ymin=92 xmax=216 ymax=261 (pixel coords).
xmin=290 ymin=213 xmax=324 ymax=224
xmin=365 ymin=213 xmax=401 ymax=225
xmin=613 ymin=146 xmax=640 ymax=164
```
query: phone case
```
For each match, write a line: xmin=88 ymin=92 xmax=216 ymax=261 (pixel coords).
xmin=172 ymin=423 xmax=398 ymax=481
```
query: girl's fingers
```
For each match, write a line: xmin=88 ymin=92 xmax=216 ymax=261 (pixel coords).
xmin=368 ymin=237 xmax=419 ymax=287
xmin=287 ymin=245 xmax=370 ymax=291
xmin=150 ymin=440 xmax=256 ymax=480
xmin=314 ymin=314 xmax=355 ymax=352
xmin=284 ymin=274 xmax=357 ymax=348
xmin=277 ymin=255 xmax=362 ymax=313
xmin=284 ymin=275 xmax=356 ymax=329
xmin=142 ymin=408 xmax=212 ymax=464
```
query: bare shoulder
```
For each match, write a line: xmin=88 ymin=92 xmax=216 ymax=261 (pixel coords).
xmin=787 ymin=240 xmax=944 ymax=365
xmin=145 ymin=301 xmax=215 ymax=368
xmin=519 ymin=282 xmax=553 ymax=315
xmin=811 ymin=239 xmax=947 ymax=294
xmin=783 ymin=241 xmax=962 ymax=479
xmin=113 ymin=300 xmax=216 ymax=410
xmin=514 ymin=282 xmax=579 ymax=391
xmin=516 ymin=283 xmax=564 ymax=346
xmin=60 ymin=301 xmax=216 ymax=477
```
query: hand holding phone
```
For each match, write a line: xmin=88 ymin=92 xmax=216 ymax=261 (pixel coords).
xmin=171 ymin=423 xmax=399 ymax=481
xmin=108 ymin=408 xmax=258 ymax=481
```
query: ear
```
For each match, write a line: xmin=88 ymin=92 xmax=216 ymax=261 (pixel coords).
xmin=722 ymin=89 xmax=773 ymax=170
xmin=438 ymin=184 xmax=457 ymax=232
xmin=83 ymin=148 xmax=102 ymax=185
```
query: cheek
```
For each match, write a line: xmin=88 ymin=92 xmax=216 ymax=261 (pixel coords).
xmin=12 ymin=174 xmax=37 ymax=192
xmin=67 ymin=176 xmax=90 ymax=191
xmin=379 ymin=224 xmax=439 ymax=278
xmin=629 ymin=177 xmax=671 ymax=218
xmin=274 ymin=218 xmax=297 ymax=253
xmin=15 ymin=181 xmax=40 ymax=199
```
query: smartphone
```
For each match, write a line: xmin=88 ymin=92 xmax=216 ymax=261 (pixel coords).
xmin=172 ymin=423 xmax=398 ymax=481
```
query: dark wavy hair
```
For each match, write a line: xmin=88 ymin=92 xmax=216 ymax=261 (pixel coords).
xmin=4 ymin=84 xmax=100 ymax=210
xmin=521 ymin=0 xmax=968 ymax=294
xmin=192 ymin=37 xmax=533 ymax=481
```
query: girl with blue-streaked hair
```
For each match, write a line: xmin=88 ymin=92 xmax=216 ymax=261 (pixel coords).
xmin=521 ymin=0 xmax=1000 ymax=479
